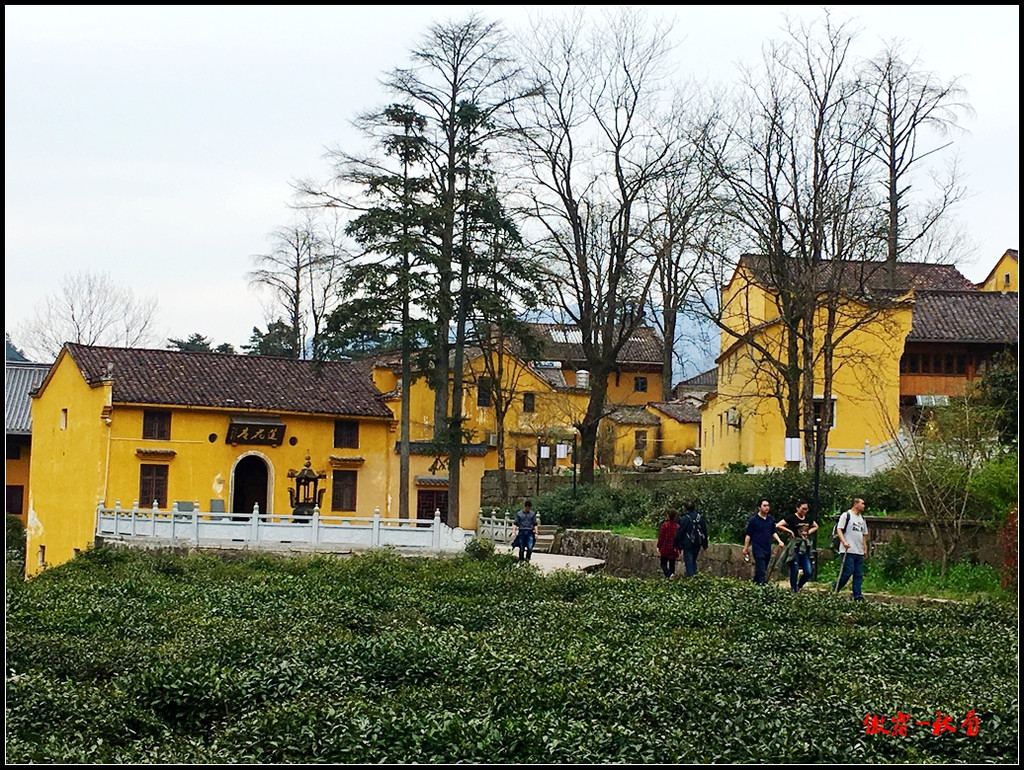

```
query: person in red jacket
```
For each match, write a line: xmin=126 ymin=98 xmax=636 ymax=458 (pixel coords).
xmin=657 ymin=508 xmax=681 ymax=578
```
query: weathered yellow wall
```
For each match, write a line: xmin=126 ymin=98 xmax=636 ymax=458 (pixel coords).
xmin=979 ymin=251 xmax=1019 ymax=292
xmin=647 ymin=407 xmax=700 ymax=455
xmin=702 ymin=301 xmax=912 ymax=471
xmin=25 ymin=351 xmax=110 ymax=576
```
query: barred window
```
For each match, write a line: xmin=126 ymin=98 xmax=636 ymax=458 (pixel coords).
xmin=332 ymin=470 xmax=357 ymax=511
xmin=143 ymin=410 xmax=171 ymax=440
xmin=334 ymin=420 xmax=359 ymax=449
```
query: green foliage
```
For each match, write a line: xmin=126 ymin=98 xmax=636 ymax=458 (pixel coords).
xmin=167 ymin=333 xmax=236 ymax=355
xmin=6 ymin=331 xmax=28 ymax=361
xmin=873 ymin=534 xmax=922 ymax=581
xmin=243 ymin=320 xmax=299 ymax=358
xmin=816 ymin=555 xmax=1008 ymax=601
xmin=463 ymin=537 xmax=496 ymax=560
xmin=5 ymin=548 xmax=1017 ymax=763
xmin=530 ymin=470 xmax=914 ymax=544
xmin=968 ymin=352 xmax=1018 ymax=447
xmin=6 ymin=513 xmax=27 ymax=580
xmin=967 ymin=451 xmax=1018 ymax=525
xmin=726 ymin=461 xmax=750 ymax=474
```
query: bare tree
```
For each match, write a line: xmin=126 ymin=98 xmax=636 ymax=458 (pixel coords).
xmin=698 ymin=15 xmax=939 ymax=470
xmin=17 ymin=270 xmax=158 ymax=360
xmin=642 ymin=107 xmax=725 ymax=400
xmin=249 ymin=211 xmax=346 ymax=361
xmin=511 ymin=8 xmax=678 ymax=483
xmin=859 ymin=43 xmax=973 ymax=284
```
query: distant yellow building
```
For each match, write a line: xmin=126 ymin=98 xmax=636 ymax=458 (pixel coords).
xmin=700 ymin=253 xmax=1019 ymax=473
xmin=977 ymin=248 xmax=1019 ymax=293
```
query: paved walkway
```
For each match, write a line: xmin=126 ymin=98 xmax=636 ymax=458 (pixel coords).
xmin=497 ymin=545 xmax=605 ymax=576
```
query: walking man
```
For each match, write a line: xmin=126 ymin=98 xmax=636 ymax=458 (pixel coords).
xmin=743 ymin=498 xmax=785 ymax=585
xmin=673 ymin=500 xmax=708 ymax=577
xmin=510 ymin=500 xmax=538 ymax=562
xmin=833 ymin=497 xmax=869 ymax=600
xmin=776 ymin=499 xmax=818 ymax=592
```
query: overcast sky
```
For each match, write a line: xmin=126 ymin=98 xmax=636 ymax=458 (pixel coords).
xmin=5 ymin=5 xmax=1019 ymax=355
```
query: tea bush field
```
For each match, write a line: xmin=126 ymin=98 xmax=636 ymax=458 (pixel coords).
xmin=5 ymin=548 xmax=1018 ymax=763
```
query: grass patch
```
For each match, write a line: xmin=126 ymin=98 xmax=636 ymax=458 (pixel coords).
xmin=815 ymin=556 xmax=1011 ymax=601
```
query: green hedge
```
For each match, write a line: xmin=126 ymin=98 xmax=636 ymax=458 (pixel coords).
xmin=530 ymin=469 xmax=913 ymax=542
xmin=5 ymin=548 xmax=1017 ymax=763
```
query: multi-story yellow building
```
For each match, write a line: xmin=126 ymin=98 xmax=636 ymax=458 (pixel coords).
xmin=701 ymin=253 xmax=1019 ymax=472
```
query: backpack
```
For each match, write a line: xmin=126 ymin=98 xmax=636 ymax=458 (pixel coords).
xmin=830 ymin=512 xmax=850 ymax=552
xmin=679 ymin=511 xmax=707 ymax=551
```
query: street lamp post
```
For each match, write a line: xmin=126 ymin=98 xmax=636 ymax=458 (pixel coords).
xmin=811 ymin=416 xmax=823 ymax=579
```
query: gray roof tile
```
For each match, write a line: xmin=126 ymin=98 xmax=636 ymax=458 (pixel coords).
xmin=908 ymin=292 xmax=1019 ymax=343
xmin=59 ymin=344 xmax=394 ymax=418
xmin=5 ymin=362 xmax=52 ymax=434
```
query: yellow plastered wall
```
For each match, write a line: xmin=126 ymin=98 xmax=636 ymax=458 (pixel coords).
xmin=979 ymin=250 xmax=1019 ymax=293
xmin=647 ymin=407 xmax=700 ymax=455
xmin=702 ymin=300 xmax=912 ymax=471
xmin=605 ymin=421 xmax=660 ymax=468
xmin=25 ymin=351 xmax=111 ymax=576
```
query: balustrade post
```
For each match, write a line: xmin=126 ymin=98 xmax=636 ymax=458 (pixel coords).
xmin=311 ymin=505 xmax=320 ymax=545
xmin=250 ymin=503 xmax=260 ymax=543
xmin=113 ymin=499 xmax=122 ymax=537
xmin=863 ymin=440 xmax=871 ymax=475
xmin=372 ymin=507 xmax=381 ymax=547
xmin=433 ymin=509 xmax=442 ymax=550
xmin=193 ymin=508 xmax=199 ymax=544
xmin=169 ymin=501 xmax=176 ymax=543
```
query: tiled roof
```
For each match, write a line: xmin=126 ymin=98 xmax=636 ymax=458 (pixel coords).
xmin=523 ymin=323 xmax=663 ymax=365
xmin=59 ymin=344 xmax=394 ymax=418
xmin=677 ymin=368 xmax=717 ymax=389
xmin=648 ymin=400 xmax=702 ymax=423
xmin=907 ymin=292 xmax=1019 ymax=343
xmin=5 ymin=361 xmax=52 ymax=434
xmin=606 ymin=405 xmax=661 ymax=426
xmin=736 ymin=256 xmax=977 ymax=294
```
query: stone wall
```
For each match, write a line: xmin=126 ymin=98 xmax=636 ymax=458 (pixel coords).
xmin=552 ymin=517 xmax=1002 ymax=579
xmin=864 ymin=516 xmax=1000 ymax=567
xmin=555 ymin=529 xmax=755 ymax=580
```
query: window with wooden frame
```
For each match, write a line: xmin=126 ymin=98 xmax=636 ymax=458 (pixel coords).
xmin=523 ymin=392 xmax=536 ymax=413
xmin=143 ymin=410 xmax=171 ymax=440
xmin=334 ymin=419 xmax=359 ymax=449
xmin=331 ymin=470 xmax=357 ymax=511
xmin=139 ymin=464 xmax=169 ymax=508
xmin=634 ymin=376 xmax=648 ymax=393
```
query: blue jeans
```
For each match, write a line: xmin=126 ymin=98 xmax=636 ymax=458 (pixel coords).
xmin=790 ymin=549 xmax=813 ymax=591
xmin=753 ymin=553 xmax=770 ymax=585
xmin=513 ymin=531 xmax=534 ymax=561
xmin=683 ymin=547 xmax=700 ymax=577
xmin=833 ymin=552 xmax=864 ymax=598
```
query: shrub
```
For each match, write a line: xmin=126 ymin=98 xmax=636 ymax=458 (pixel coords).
xmin=726 ymin=461 xmax=750 ymax=474
xmin=6 ymin=514 xmax=27 ymax=579
xmin=463 ymin=537 xmax=496 ymax=561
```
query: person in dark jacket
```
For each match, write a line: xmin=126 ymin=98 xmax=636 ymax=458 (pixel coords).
xmin=742 ymin=498 xmax=785 ymax=585
xmin=656 ymin=508 xmax=681 ymax=577
xmin=673 ymin=500 xmax=708 ymax=577
xmin=510 ymin=500 xmax=538 ymax=562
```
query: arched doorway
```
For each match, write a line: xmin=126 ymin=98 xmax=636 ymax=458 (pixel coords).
xmin=232 ymin=455 xmax=269 ymax=516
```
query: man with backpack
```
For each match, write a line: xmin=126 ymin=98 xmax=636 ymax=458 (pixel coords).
xmin=832 ymin=497 xmax=869 ymax=600
xmin=673 ymin=500 xmax=708 ymax=577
